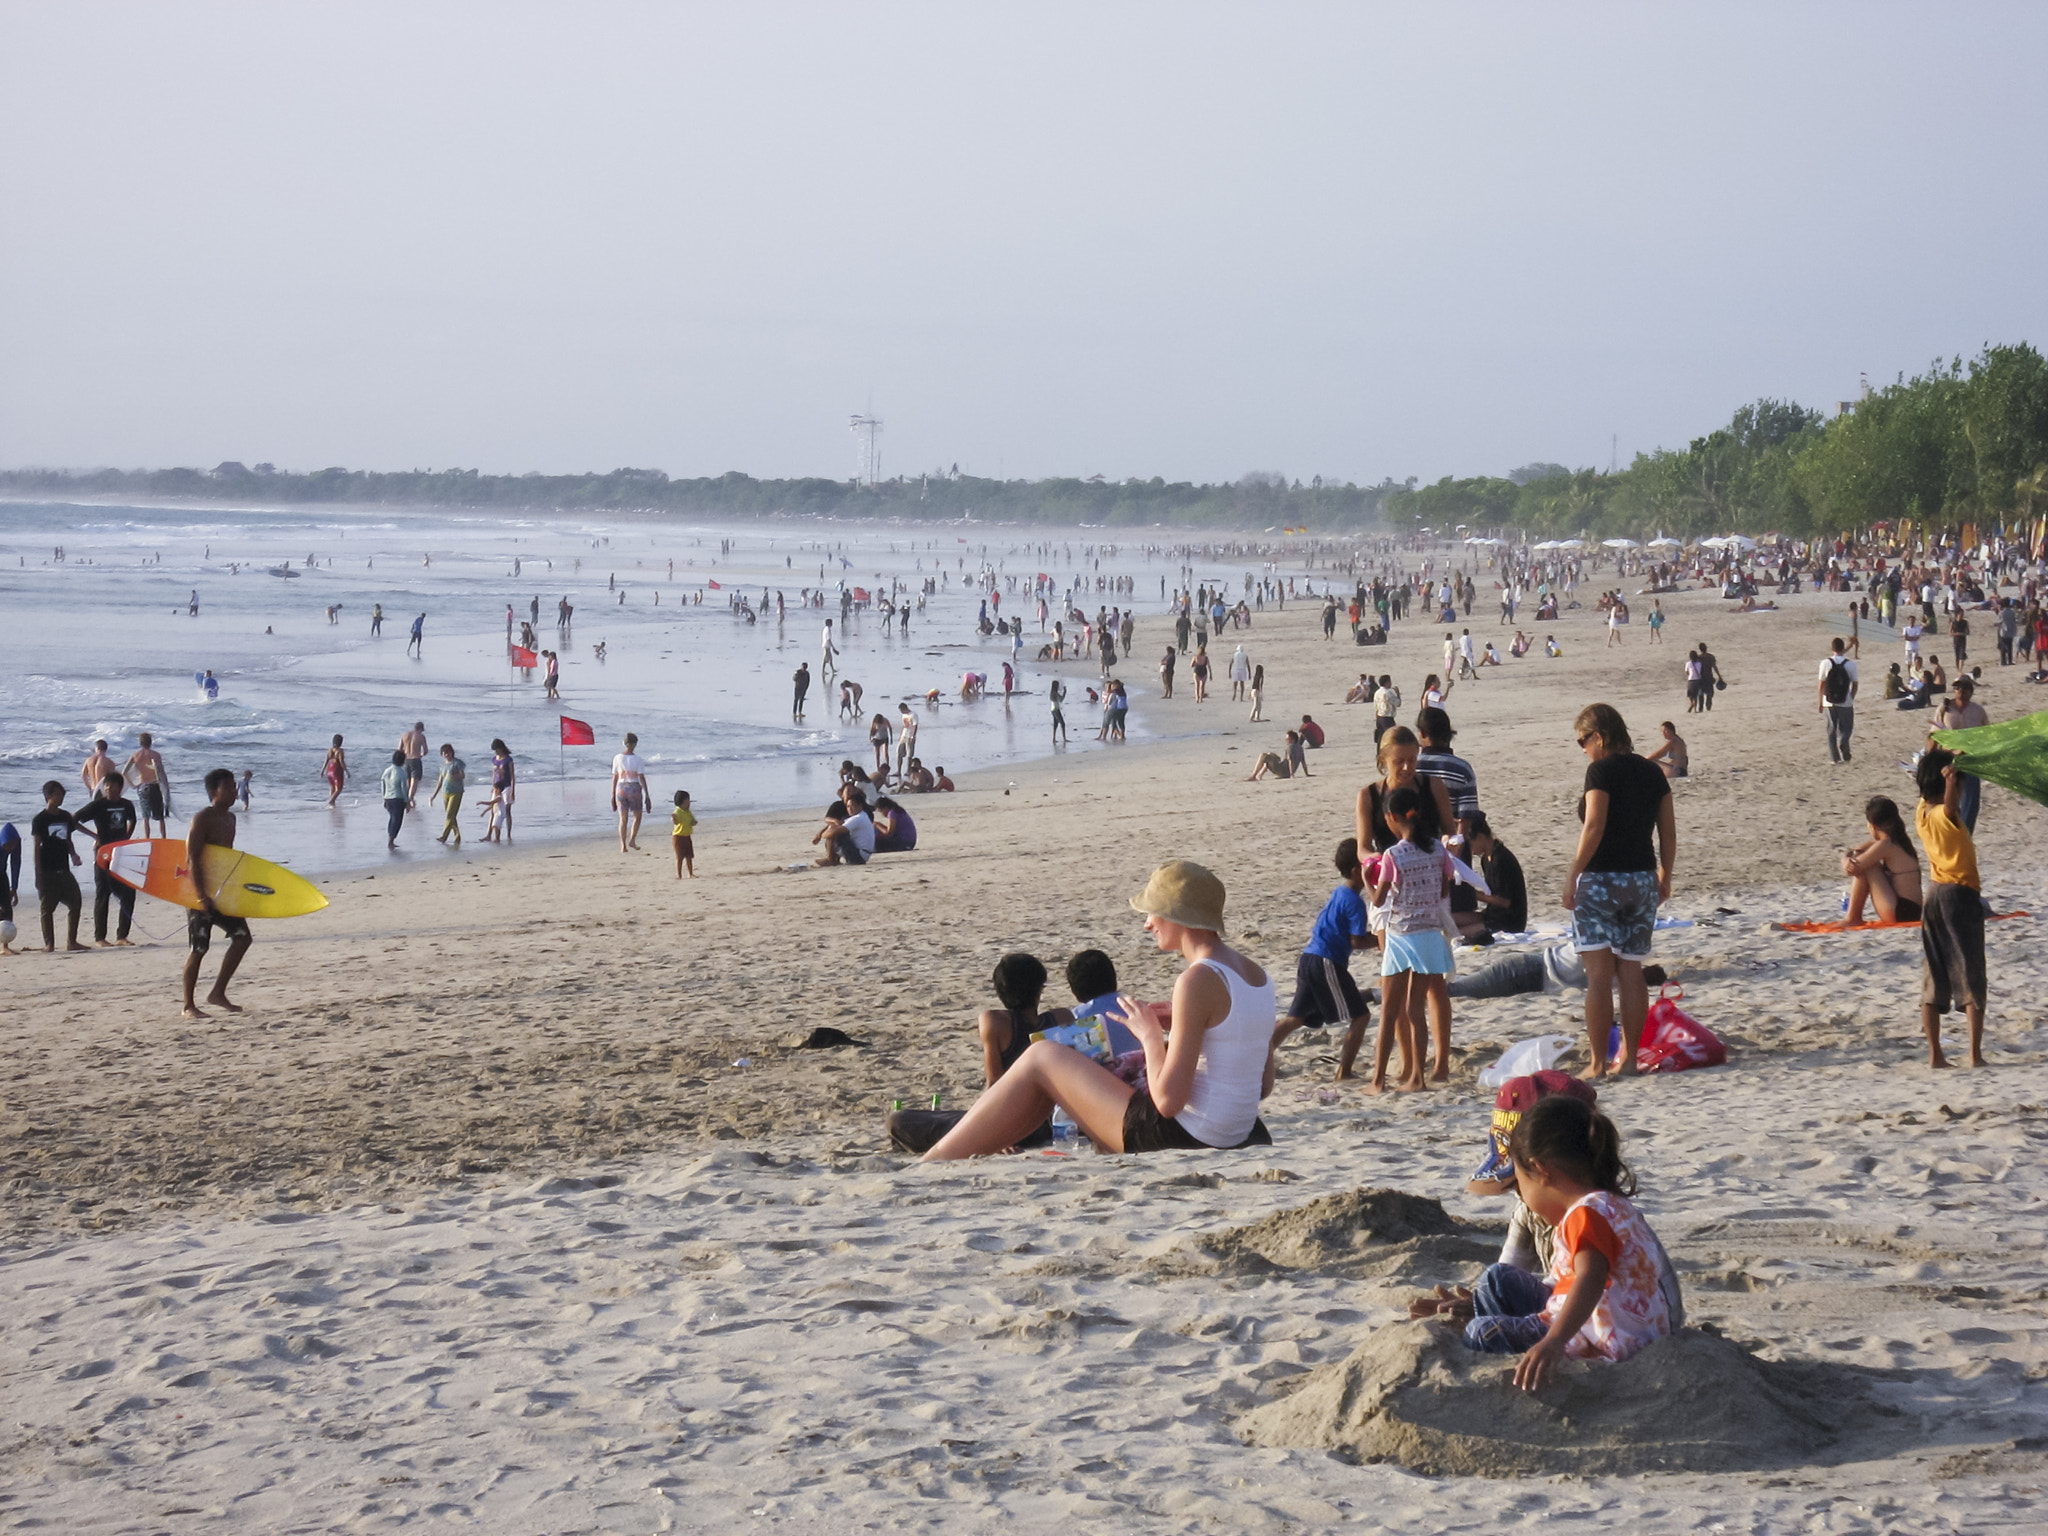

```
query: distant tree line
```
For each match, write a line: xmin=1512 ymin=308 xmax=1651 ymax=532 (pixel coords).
xmin=6 ymin=341 xmax=2042 ymax=537
xmin=0 ymin=459 xmax=1399 ymax=531
xmin=1387 ymin=342 xmax=2048 ymax=539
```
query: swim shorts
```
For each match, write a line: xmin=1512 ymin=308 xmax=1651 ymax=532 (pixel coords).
xmin=1572 ymin=869 xmax=1659 ymax=960
xmin=1288 ymin=951 xmax=1367 ymax=1026
xmin=188 ymin=908 xmax=251 ymax=954
xmin=1919 ymin=882 xmax=1986 ymax=1014
xmin=138 ymin=783 xmax=165 ymax=820
xmin=617 ymin=782 xmax=644 ymax=813
xmin=672 ymin=835 xmax=694 ymax=859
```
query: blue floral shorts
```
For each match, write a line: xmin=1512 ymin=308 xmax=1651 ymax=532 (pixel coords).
xmin=1572 ymin=869 xmax=1659 ymax=960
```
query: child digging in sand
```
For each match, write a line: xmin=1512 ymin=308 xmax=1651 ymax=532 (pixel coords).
xmin=1409 ymin=1073 xmax=1683 ymax=1343
xmin=1458 ymin=1093 xmax=1673 ymax=1390
xmin=1368 ymin=786 xmax=1455 ymax=1091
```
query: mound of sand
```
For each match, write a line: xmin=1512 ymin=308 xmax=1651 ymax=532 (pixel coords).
xmin=1239 ymin=1322 xmax=1905 ymax=1476
xmin=1157 ymin=1187 xmax=1499 ymax=1279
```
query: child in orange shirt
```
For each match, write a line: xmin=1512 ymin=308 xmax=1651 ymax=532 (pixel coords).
xmin=1464 ymin=1094 xmax=1673 ymax=1390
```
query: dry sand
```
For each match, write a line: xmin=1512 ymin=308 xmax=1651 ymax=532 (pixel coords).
xmin=5 ymin=572 xmax=2046 ymax=1531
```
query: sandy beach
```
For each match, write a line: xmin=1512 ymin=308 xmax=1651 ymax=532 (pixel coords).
xmin=6 ymin=574 xmax=2046 ymax=1532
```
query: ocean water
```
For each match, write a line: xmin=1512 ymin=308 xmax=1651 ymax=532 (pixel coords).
xmin=0 ymin=501 xmax=1201 ymax=874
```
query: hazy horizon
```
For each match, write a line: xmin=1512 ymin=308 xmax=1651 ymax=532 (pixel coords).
xmin=4 ymin=3 xmax=2046 ymax=488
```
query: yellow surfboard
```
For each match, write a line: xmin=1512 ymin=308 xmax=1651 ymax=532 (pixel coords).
xmin=98 ymin=839 xmax=329 ymax=920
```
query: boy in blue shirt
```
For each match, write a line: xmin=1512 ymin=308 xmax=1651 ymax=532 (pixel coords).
xmin=1064 ymin=948 xmax=1141 ymax=1056
xmin=1273 ymin=838 xmax=1375 ymax=1082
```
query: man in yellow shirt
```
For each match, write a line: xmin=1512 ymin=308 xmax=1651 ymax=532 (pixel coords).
xmin=1913 ymin=749 xmax=1985 ymax=1070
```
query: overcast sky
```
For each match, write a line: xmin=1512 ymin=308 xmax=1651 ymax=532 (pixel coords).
xmin=4 ymin=2 xmax=2046 ymax=487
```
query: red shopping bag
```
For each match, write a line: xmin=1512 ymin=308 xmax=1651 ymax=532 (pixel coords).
xmin=1635 ymin=985 xmax=1727 ymax=1073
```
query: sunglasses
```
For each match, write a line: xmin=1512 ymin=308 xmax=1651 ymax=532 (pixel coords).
xmin=1576 ymin=732 xmax=1597 ymax=747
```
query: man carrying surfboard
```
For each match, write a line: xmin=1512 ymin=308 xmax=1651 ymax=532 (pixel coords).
xmin=183 ymin=768 xmax=253 ymax=1020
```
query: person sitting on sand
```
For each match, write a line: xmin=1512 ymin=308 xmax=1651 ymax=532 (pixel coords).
xmin=1246 ymin=737 xmax=1293 ymax=781
xmin=1453 ymin=812 xmax=1527 ymax=939
xmin=931 ymin=765 xmax=955 ymax=791
xmin=1447 ymin=1094 xmax=1674 ymax=1388
xmin=1298 ymin=714 xmax=1325 ymax=749
xmin=811 ymin=792 xmax=875 ymax=866
xmin=870 ymin=796 xmax=917 ymax=853
xmin=889 ymin=953 xmax=1066 ymax=1153
xmin=921 ymin=861 xmax=1274 ymax=1158
xmin=1924 ymin=655 xmax=1948 ymax=695
xmin=1883 ymin=661 xmax=1906 ymax=700
xmin=1510 ymin=629 xmax=1531 ymax=658
xmin=1479 ymin=642 xmax=1503 ymax=667
xmin=1061 ymin=948 xmax=1140 ymax=1056
xmin=1411 ymin=1075 xmax=1682 ymax=1341
xmin=903 ymin=758 xmax=936 ymax=793
xmin=1544 ymin=635 xmax=1562 ymax=657
xmin=1842 ymin=794 xmax=1922 ymax=924
xmin=1644 ymin=721 xmax=1688 ymax=779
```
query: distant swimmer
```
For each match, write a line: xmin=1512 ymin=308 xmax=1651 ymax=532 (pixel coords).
xmin=195 ymin=669 xmax=220 ymax=700
xmin=372 ymin=603 xmax=384 ymax=637
xmin=792 ymin=661 xmax=811 ymax=718
xmin=183 ymin=768 xmax=253 ymax=1019
xmin=122 ymin=732 xmax=171 ymax=837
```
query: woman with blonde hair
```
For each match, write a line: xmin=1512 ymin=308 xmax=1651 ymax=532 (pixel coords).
xmin=922 ymin=861 xmax=1273 ymax=1158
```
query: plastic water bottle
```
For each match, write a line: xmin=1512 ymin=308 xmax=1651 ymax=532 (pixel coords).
xmin=1050 ymin=1107 xmax=1077 ymax=1150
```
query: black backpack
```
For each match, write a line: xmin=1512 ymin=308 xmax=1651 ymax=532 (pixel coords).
xmin=1823 ymin=655 xmax=1852 ymax=705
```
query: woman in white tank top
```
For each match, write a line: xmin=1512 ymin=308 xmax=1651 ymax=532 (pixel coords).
xmin=923 ymin=862 xmax=1275 ymax=1159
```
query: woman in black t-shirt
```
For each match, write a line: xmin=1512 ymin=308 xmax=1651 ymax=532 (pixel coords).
xmin=1562 ymin=703 xmax=1676 ymax=1078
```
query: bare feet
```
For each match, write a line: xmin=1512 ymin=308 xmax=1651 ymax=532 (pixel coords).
xmin=205 ymin=992 xmax=243 ymax=1014
xmin=115 ymin=938 xmax=133 ymax=946
xmin=97 ymin=939 xmax=113 ymax=947
xmin=1577 ymin=1065 xmax=1607 ymax=1081
xmin=1929 ymin=1053 xmax=1952 ymax=1069
xmin=182 ymin=1004 xmax=207 ymax=1019
xmin=1362 ymin=1078 xmax=1386 ymax=1096
xmin=65 ymin=942 xmax=88 ymax=952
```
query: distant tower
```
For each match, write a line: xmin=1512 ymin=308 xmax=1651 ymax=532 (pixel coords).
xmin=850 ymin=414 xmax=883 ymax=486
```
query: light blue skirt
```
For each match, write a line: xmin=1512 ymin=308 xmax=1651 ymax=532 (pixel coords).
xmin=1381 ymin=928 xmax=1455 ymax=976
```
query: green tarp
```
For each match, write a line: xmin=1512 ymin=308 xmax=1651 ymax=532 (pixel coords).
xmin=1932 ymin=708 xmax=2048 ymax=809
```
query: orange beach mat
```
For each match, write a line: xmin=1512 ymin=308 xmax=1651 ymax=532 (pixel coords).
xmin=1772 ymin=910 xmax=2029 ymax=935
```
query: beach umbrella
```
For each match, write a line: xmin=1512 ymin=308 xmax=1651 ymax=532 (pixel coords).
xmin=1932 ymin=709 xmax=2048 ymax=808
xmin=1602 ymin=537 xmax=1641 ymax=550
xmin=1647 ymin=536 xmax=1681 ymax=548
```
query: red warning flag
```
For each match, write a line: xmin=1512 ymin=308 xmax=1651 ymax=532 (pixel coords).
xmin=511 ymin=645 xmax=539 ymax=667
xmin=559 ymin=715 xmax=595 ymax=746
xmin=707 ymin=579 xmax=721 ymax=589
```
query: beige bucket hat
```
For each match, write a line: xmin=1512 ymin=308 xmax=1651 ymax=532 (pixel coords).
xmin=1129 ymin=860 xmax=1227 ymax=935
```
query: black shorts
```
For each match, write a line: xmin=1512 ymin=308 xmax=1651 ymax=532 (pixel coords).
xmin=1121 ymin=1092 xmax=1274 ymax=1153
xmin=1286 ymin=951 xmax=1368 ymax=1027
xmin=39 ymin=869 xmax=82 ymax=913
xmin=1919 ymin=883 xmax=1985 ymax=1014
xmin=138 ymin=784 xmax=165 ymax=820
xmin=188 ymin=908 xmax=251 ymax=955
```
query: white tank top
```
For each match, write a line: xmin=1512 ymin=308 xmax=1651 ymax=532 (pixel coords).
xmin=1174 ymin=957 xmax=1275 ymax=1148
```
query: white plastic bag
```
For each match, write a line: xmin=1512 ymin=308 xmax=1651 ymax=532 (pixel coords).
xmin=1477 ymin=1033 xmax=1578 ymax=1089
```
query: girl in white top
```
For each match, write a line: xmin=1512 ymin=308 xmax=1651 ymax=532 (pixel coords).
xmin=923 ymin=861 xmax=1274 ymax=1159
